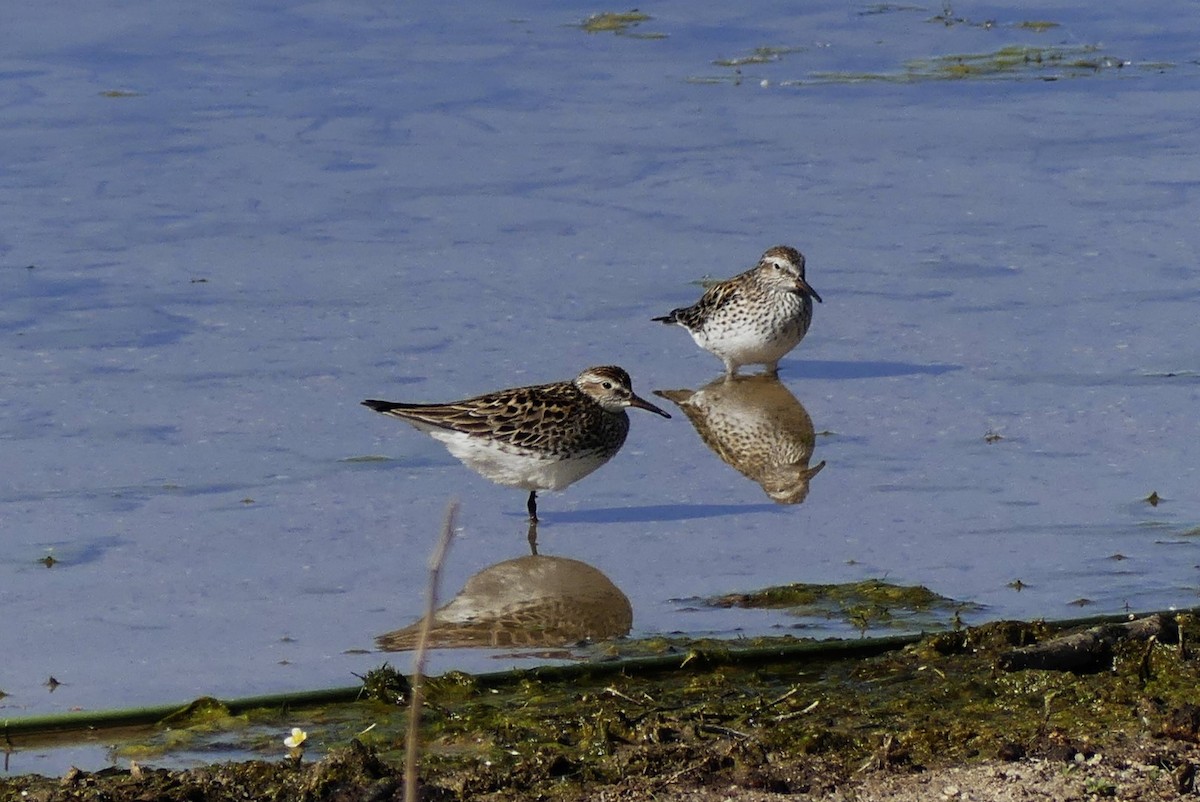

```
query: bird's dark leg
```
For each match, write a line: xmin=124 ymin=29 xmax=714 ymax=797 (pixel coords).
xmin=526 ymin=490 xmax=539 ymax=524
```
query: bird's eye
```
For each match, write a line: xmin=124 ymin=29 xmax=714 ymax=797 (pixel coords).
xmin=602 ymin=381 xmax=613 ymax=390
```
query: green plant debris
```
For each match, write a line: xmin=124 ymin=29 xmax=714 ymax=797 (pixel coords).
xmin=159 ymin=696 xmax=235 ymax=726
xmin=578 ymin=10 xmax=661 ymax=37
xmin=927 ymin=6 xmax=991 ymax=28
xmin=704 ymin=578 xmax=978 ymax=632
xmin=1017 ymin=20 xmax=1060 ymax=31
xmin=714 ymin=46 xmax=804 ymax=67
xmin=907 ymin=45 xmax=1126 ymax=80
xmin=8 ymin=614 xmax=1200 ymax=800
xmin=701 ymin=42 xmax=1142 ymax=87
xmin=354 ymin=662 xmax=410 ymax=706
xmin=793 ymin=45 xmax=1130 ymax=85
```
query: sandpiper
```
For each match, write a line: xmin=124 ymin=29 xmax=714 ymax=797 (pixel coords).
xmin=653 ymin=245 xmax=822 ymax=377
xmin=362 ymin=366 xmax=669 ymax=523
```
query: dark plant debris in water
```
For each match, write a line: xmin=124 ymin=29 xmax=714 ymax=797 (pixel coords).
xmin=714 ymin=46 xmax=805 ymax=68
xmin=10 ymin=612 xmax=1200 ymax=800
xmin=858 ymin=4 xmax=926 ymax=16
xmin=928 ymin=3 xmax=1057 ymax=31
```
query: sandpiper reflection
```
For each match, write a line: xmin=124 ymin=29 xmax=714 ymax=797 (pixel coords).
xmin=376 ymin=554 xmax=632 ymax=651
xmin=655 ymin=374 xmax=826 ymax=504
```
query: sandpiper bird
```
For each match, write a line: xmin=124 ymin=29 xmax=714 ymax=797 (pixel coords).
xmin=362 ymin=366 xmax=669 ymax=523
xmin=653 ymin=245 xmax=822 ymax=377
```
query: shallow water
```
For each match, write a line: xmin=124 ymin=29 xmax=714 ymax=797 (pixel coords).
xmin=3 ymin=0 xmax=1199 ymax=775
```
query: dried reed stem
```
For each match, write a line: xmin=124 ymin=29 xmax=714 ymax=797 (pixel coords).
xmin=404 ymin=501 xmax=458 ymax=802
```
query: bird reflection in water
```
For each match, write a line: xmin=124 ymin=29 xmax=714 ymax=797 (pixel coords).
xmin=655 ymin=374 xmax=826 ymax=504
xmin=375 ymin=554 xmax=632 ymax=651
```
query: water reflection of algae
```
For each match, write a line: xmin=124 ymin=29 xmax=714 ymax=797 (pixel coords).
xmin=376 ymin=555 xmax=632 ymax=651
xmin=655 ymin=375 xmax=825 ymax=504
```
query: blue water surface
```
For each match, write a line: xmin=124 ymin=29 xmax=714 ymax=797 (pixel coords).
xmin=2 ymin=0 xmax=1199 ymax=773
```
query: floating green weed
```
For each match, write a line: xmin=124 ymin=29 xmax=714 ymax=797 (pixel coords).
xmin=578 ymin=11 xmax=664 ymax=38
xmin=705 ymin=578 xmax=978 ymax=632
xmin=909 ymin=45 xmax=1124 ymax=80
xmin=1017 ymin=20 xmax=1060 ymax=32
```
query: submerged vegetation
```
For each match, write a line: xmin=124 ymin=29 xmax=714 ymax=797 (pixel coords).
xmin=6 ymin=611 xmax=1200 ymax=800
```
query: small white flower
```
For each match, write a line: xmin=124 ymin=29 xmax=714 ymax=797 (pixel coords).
xmin=284 ymin=727 xmax=308 ymax=749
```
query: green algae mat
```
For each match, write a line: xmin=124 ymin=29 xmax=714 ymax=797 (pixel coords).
xmin=5 ymin=609 xmax=1200 ymax=801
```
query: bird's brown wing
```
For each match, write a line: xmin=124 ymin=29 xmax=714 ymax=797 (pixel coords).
xmin=363 ymin=383 xmax=578 ymax=449
xmin=654 ymin=269 xmax=751 ymax=329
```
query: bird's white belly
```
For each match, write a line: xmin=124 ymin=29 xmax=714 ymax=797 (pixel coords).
xmin=693 ymin=324 xmax=799 ymax=365
xmin=428 ymin=429 xmax=610 ymax=491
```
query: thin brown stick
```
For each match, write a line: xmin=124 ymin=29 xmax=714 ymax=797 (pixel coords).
xmin=404 ymin=501 xmax=458 ymax=802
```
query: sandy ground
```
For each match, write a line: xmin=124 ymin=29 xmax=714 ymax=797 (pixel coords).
xmin=626 ymin=744 xmax=1196 ymax=802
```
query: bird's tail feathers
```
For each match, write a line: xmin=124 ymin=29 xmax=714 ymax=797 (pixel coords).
xmin=362 ymin=399 xmax=407 ymax=414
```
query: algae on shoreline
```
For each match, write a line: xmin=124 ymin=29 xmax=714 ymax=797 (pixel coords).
xmin=6 ymin=611 xmax=1200 ymax=800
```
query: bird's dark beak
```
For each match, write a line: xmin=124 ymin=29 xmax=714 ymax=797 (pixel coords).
xmin=795 ymin=278 xmax=822 ymax=303
xmin=629 ymin=393 xmax=671 ymax=418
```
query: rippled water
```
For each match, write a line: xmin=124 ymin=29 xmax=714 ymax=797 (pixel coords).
xmin=3 ymin=0 xmax=1199 ymax=774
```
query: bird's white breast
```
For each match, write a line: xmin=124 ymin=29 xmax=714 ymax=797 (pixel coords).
xmin=425 ymin=428 xmax=611 ymax=491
